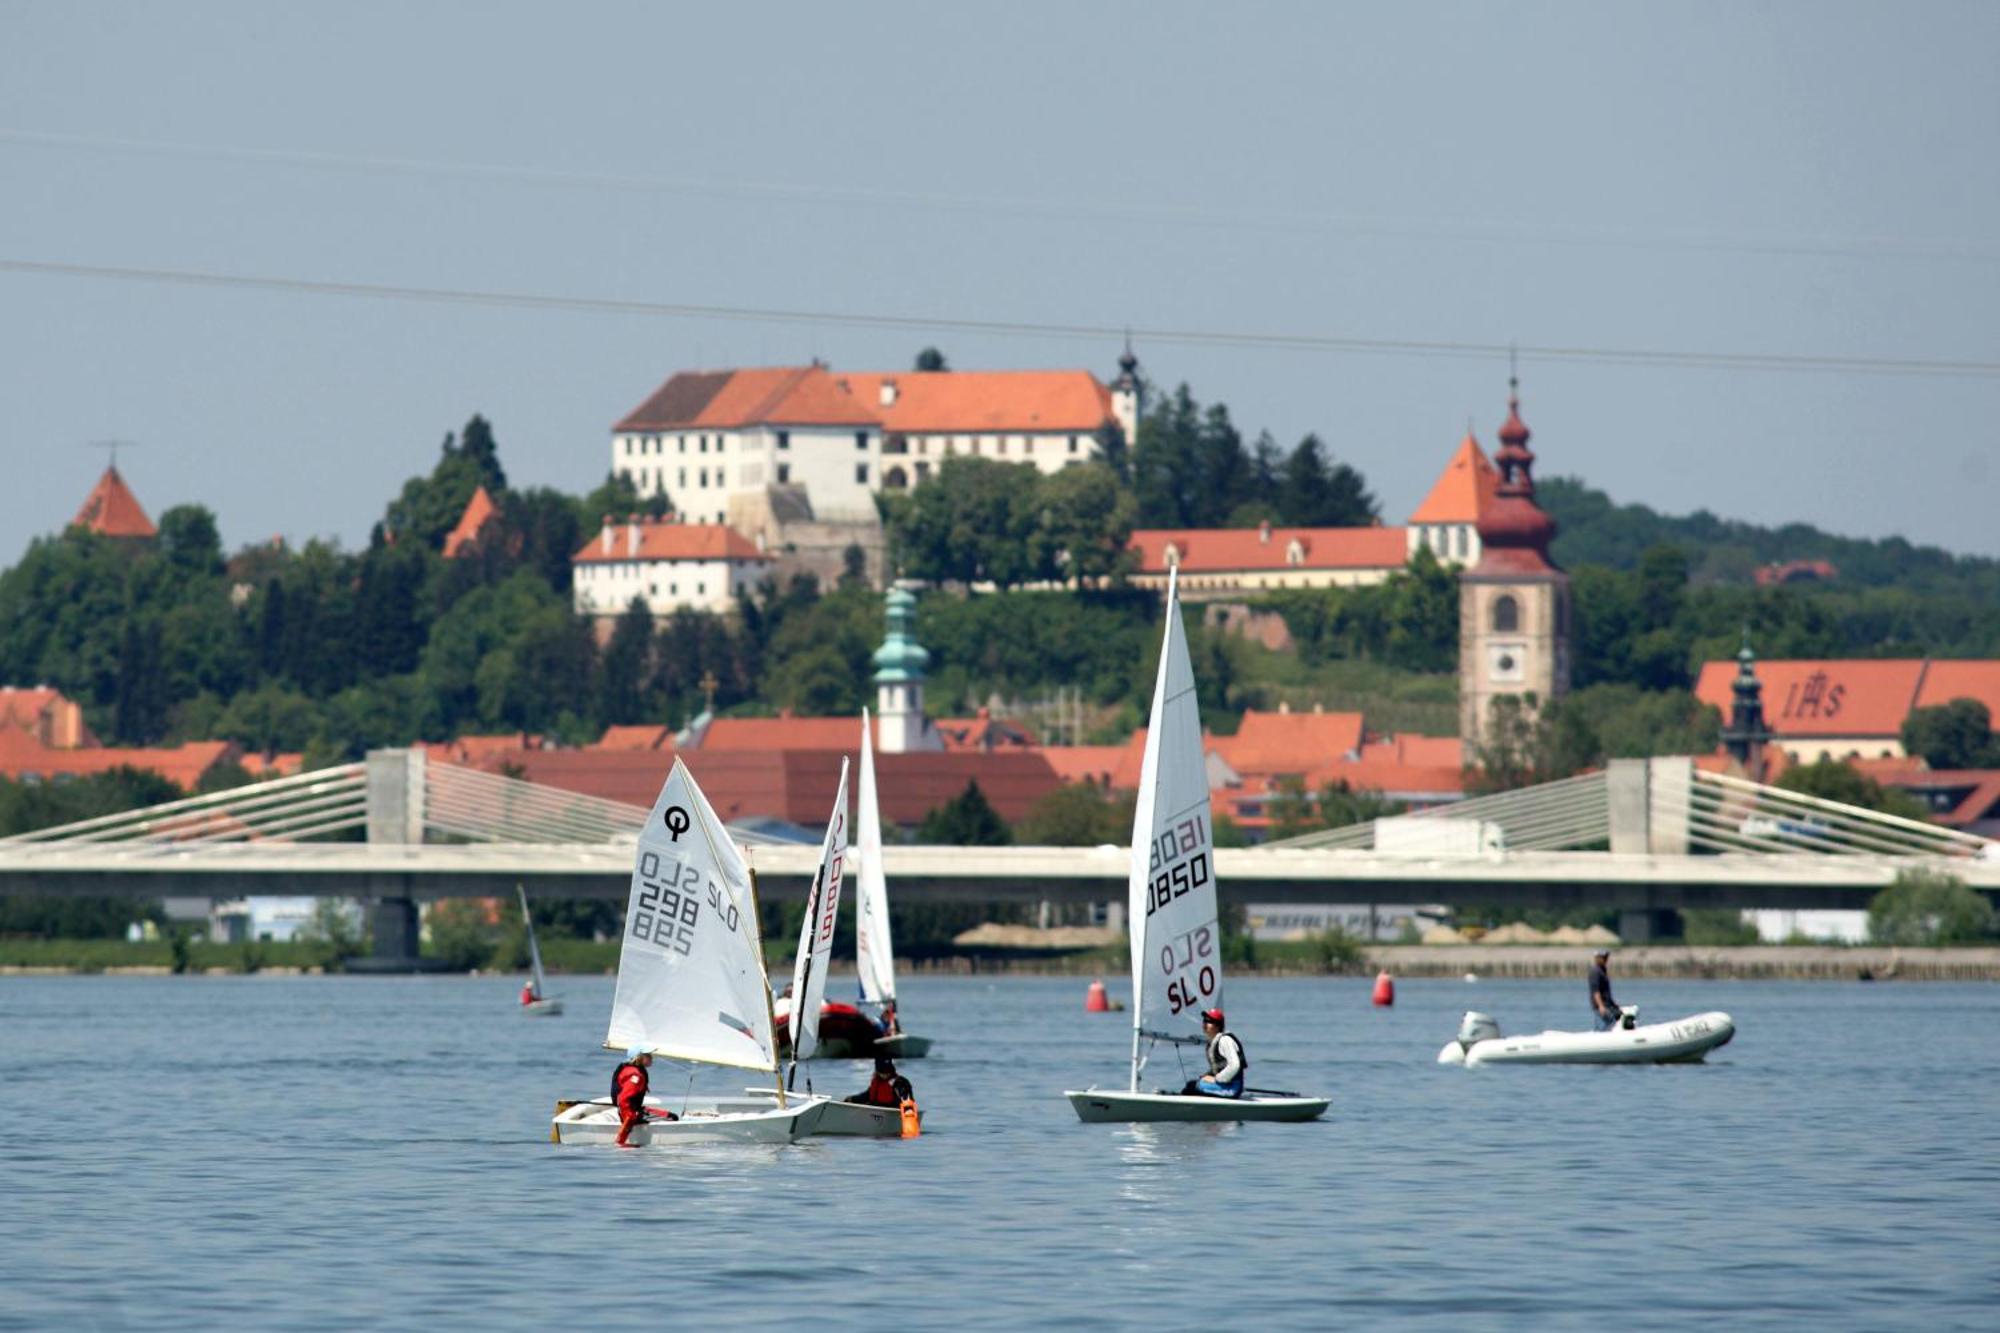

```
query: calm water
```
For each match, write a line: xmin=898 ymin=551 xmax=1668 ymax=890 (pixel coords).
xmin=2 ymin=972 xmax=1995 ymax=1330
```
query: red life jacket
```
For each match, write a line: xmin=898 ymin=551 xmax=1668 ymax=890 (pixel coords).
xmin=612 ymin=1061 xmax=649 ymax=1113
xmin=521 ymin=984 xmax=536 ymax=1005
xmin=862 ymin=1073 xmax=900 ymax=1107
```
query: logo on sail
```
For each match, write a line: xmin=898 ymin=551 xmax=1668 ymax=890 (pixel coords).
xmin=662 ymin=805 xmax=690 ymax=841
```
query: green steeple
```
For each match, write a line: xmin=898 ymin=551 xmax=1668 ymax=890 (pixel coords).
xmin=872 ymin=584 xmax=930 ymax=685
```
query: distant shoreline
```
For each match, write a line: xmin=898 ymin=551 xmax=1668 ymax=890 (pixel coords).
xmin=4 ymin=944 xmax=1996 ymax=981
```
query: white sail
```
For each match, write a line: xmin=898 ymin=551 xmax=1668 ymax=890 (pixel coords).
xmin=854 ymin=711 xmax=897 ymax=1006
xmin=787 ymin=758 xmax=851 ymax=1064
xmin=1127 ymin=568 xmax=1221 ymax=1090
xmin=605 ymin=757 xmax=776 ymax=1072
xmin=517 ymin=883 xmax=548 ymax=996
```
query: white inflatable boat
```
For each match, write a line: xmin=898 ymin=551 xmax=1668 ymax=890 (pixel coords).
xmin=1438 ymin=1007 xmax=1735 ymax=1067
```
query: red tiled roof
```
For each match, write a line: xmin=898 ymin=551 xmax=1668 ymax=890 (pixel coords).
xmin=442 ymin=486 xmax=500 ymax=558
xmin=594 ymin=725 xmax=676 ymax=752
xmin=836 ymin=371 xmax=1115 ymax=434
xmin=474 ymin=746 xmax=1064 ymax=826
xmin=694 ymin=713 xmax=867 ymax=753
xmin=1885 ymin=769 xmax=2000 ymax=829
xmin=1035 ymin=739 xmax=1147 ymax=790
xmin=1694 ymin=659 xmax=1929 ymax=738
xmin=1354 ymin=734 xmax=1464 ymax=768
xmin=418 ymin=734 xmax=544 ymax=765
xmin=934 ymin=711 xmax=1038 ymax=751
xmin=0 ymin=732 xmax=238 ymax=791
xmin=1408 ymin=433 xmax=1498 ymax=525
xmin=71 ymin=465 xmax=156 ymax=539
xmin=615 ymin=367 xmax=881 ymax=432
xmin=1129 ymin=526 xmax=1408 ymax=575
xmin=1212 ymin=709 xmax=1367 ymax=774
xmin=238 ymin=752 xmax=304 ymax=778
xmin=0 ymin=686 xmax=96 ymax=749
xmin=574 ymin=519 xmax=770 ymax=565
xmin=1913 ymin=661 xmax=2000 ymax=719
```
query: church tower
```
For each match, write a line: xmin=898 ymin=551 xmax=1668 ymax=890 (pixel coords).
xmin=1110 ymin=338 xmax=1143 ymax=450
xmin=1720 ymin=631 xmax=1772 ymax=781
xmin=873 ymin=582 xmax=942 ymax=754
xmin=1458 ymin=377 xmax=1571 ymax=751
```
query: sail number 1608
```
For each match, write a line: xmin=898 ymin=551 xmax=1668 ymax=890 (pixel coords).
xmin=1145 ymin=814 xmax=1211 ymax=917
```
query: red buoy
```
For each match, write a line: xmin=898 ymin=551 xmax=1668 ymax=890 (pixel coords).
xmin=1372 ymin=970 xmax=1395 ymax=1007
xmin=1085 ymin=979 xmax=1111 ymax=1012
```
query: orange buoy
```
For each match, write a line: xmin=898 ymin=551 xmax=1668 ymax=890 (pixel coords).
xmin=899 ymin=1098 xmax=921 ymax=1138
xmin=1372 ymin=969 xmax=1395 ymax=1007
xmin=1085 ymin=979 xmax=1111 ymax=1012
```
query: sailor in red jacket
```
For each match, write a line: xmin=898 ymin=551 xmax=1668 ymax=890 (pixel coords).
xmin=521 ymin=980 xmax=538 ymax=1006
xmin=846 ymin=1056 xmax=914 ymax=1108
xmin=611 ymin=1047 xmax=674 ymax=1145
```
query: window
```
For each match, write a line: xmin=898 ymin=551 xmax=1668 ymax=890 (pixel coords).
xmin=697 ymin=582 xmax=706 ymax=596
xmin=678 ymin=435 xmax=686 ymax=453
xmin=699 ymin=468 xmax=708 ymax=487
xmin=777 ymin=431 xmax=790 ymax=451
xmin=1492 ymin=594 xmax=1520 ymax=633
xmin=856 ymin=431 xmax=869 ymax=451
xmin=1069 ymin=435 xmax=1079 ymax=454
xmin=699 ymin=436 xmax=708 ymax=453
xmin=884 ymin=465 xmax=908 ymax=489
xmin=777 ymin=463 xmax=791 ymax=483
xmin=856 ymin=463 xmax=869 ymax=484
xmin=716 ymin=436 xmax=725 ymax=454
xmin=883 ymin=434 xmax=908 ymax=455
xmin=914 ymin=461 xmax=930 ymax=482
xmin=678 ymin=467 xmax=687 ymax=487
xmin=996 ymin=437 xmax=1007 ymax=456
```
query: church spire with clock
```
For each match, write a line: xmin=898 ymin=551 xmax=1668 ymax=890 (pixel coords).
xmin=1457 ymin=376 xmax=1571 ymax=752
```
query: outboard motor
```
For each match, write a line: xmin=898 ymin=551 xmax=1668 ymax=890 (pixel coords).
xmin=1441 ymin=1010 xmax=1501 ymax=1064
xmin=1619 ymin=1004 xmax=1640 ymax=1031
xmin=1458 ymin=1011 xmax=1501 ymax=1045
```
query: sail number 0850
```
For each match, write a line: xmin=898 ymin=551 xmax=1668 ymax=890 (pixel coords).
xmin=1145 ymin=814 xmax=1211 ymax=917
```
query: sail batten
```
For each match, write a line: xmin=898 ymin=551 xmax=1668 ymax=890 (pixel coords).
xmin=1127 ymin=569 xmax=1221 ymax=1091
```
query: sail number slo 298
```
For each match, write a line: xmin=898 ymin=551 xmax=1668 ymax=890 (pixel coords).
xmin=632 ymin=849 xmax=739 ymax=955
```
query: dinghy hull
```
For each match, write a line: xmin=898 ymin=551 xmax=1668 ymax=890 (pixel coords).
xmin=873 ymin=1033 xmax=932 ymax=1059
xmin=732 ymin=1088 xmax=916 ymax=1136
xmin=551 ymin=1095 xmax=829 ymax=1145
xmin=1063 ymin=1088 xmax=1329 ymax=1123
xmin=520 ymin=999 xmax=563 ymax=1017
xmin=1439 ymin=1011 xmax=1735 ymax=1067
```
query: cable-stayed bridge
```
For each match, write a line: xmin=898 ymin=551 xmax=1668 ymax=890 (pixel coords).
xmin=2 ymin=749 xmax=1992 ymax=958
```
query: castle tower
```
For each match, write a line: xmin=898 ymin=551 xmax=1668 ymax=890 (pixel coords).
xmin=873 ymin=582 xmax=942 ymax=754
xmin=1110 ymin=338 xmax=1143 ymax=449
xmin=1458 ymin=377 xmax=1571 ymax=751
xmin=71 ymin=464 xmax=157 ymax=540
xmin=1720 ymin=631 xmax=1772 ymax=781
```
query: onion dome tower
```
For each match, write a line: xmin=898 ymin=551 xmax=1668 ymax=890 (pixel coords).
xmin=1720 ymin=630 xmax=1772 ymax=780
xmin=1457 ymin=375 xmax=1572 ymax=751
xmin=873 ymin=582 xmax=942 ymax=753
xmin=1110 ymin=336 xmax=1143 ymax=450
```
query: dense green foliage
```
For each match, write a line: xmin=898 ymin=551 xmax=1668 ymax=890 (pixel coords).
xmin=1262 ymin=548 xmax=1458 ymax=673
xmin=883 ymin=457 xmax=1136 ymax=588
xmin=1464 ymin=685 xmax=1722 ymax=795
xmin=1901 ymin=699 xmax=2000 ymax=769
xmin=1774 ymin=758 xmax=1930 ymax=821
xmin=1867 ymin=869 xmax=1996 ymax=945
xmin=1129 ymin=383 xmax=1377 ymax=529
xmin=0 ymin=768 xmax=184 ymax=938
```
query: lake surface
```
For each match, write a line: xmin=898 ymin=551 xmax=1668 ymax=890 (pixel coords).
xmin=2 ymin=973 xmax=1995 ymax=1330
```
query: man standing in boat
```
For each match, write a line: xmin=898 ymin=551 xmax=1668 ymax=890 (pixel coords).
xmin=1589 ymin=950 xmax=1624 ymax=1030
xmin=1181 ymin=1008 xmax=1246 ymax=1098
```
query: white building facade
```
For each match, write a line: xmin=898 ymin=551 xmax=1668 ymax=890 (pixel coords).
xmin=572 ymin=516 xmax=773 ymax=618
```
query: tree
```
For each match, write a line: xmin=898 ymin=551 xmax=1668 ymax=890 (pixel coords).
xmin=1014 ymin=781 xmax=1129 ymax=845
xmin=916 ymin=781 xmax=1011 ymax=845
xmin=1032 ymin=463 xmax=1136 ymax=583
xmin=1901 ymin=698 xmax=1999 ymax=769
xmin=913 ymin=346 xmax=949 ymax=372
xmin=1776 ymin=758 xmax=1929 ymax=821
xmin=1868 ymin=868 xmax=1995 ymax=945
xmin=597 ymin=597 xmax=655 ymax=725
xmin=881 ymin=455 xmax=1042 ymax=588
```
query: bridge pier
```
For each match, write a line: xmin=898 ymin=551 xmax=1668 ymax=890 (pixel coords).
xmin=351 ymin=750 xmax=444 ymax=973
xmin=1618 ymin=908 xmax=1683 ymax=944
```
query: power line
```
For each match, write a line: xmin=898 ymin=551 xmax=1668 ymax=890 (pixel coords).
xmin=4 ymin=256 xmax=1999 ymax=380
xmin=5 ymin=126 xmax=1997 ymax=266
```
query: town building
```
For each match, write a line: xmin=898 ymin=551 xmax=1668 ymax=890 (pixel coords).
xmin=441 ymin=485 xmax=500 ymax=558
xmin=71 ymin=464 xmax=157 ymax=540
xmin=609 ymin=361 xmax=1130 ymax=520
xmin=1692 ymin=656 xmax=2000 ymax=763
xmin=571 ymin=514 xmax=773 ymax=619
xmin=0 ymin=685 xmax=241 ymax=788
xmin=1407 ymin=430 xmax=1497 ymax=565
xmin=1457 ymin=380 xmax=1570 ymax=751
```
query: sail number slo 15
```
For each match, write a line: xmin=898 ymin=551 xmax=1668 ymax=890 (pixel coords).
xmin=1145 ymin=811 xmax=1216 ymax=1016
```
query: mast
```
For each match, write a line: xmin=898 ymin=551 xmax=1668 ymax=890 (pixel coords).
xmin=749 ymin=865 xmax=786 ymax=1109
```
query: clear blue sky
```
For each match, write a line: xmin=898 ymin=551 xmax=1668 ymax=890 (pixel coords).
xmin=4 ymin=1 xmax=1997 ymax=559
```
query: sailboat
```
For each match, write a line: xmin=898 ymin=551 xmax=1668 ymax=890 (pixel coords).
xmin=550 ymin=757 xmax=830 ymax=1145
xmin=750 ymin=756 xmax=919 ymax=1137
xmin=516 ymin=883 xmax=563 ymax=1016
xmin=856 ymin=708 xmax=932 ymax=1059
xmin=1064 ymin=570 xmax=1330 ymax=1124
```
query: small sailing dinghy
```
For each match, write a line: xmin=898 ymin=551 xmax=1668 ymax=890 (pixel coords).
xmin=551 ymin=757 xmax=829 ymax=1146
xmin=1438 ymin=1006 xmax=1736 ymax=1067
xmin=1064 ymin=571 xmax=1328 ymax=1125
xmin=516 ymin=884 xmax=563 ymax=1016
xmin=856 ymin=709 xmax=932 ymax=1060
